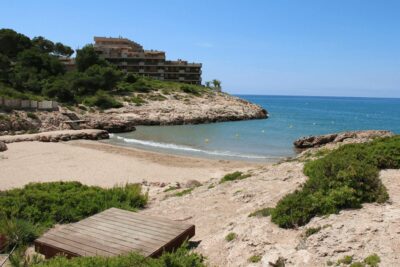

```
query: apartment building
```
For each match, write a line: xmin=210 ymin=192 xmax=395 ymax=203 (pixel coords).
xmin=93 ymin=37 xmax=202 ymax=85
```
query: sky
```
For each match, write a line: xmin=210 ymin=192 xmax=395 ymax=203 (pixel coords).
xmin=1 ymin=0 xmax=400 ymax=97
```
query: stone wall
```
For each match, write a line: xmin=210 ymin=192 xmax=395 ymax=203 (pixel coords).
xmin=0 ymin=97 xmax=58 ymax=111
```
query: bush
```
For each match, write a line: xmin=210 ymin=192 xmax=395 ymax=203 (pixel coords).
xmin=248 ymin=255 xmax=262 ymax=263
xmin=304 ymin=226 xmax=322 ymax=237
xmin=364 ymin=254 xmax=380 ymax=267
xmin=337 ymin=255 xmax=353 ymax=265
xmin=271 ymin=136 xmax=400 ymax=228
xmin=32 ymin=243 xmax=205 ymax=267
xmin=0 ymin=181 xmax=148 ymax=228
xmin=220 ymin=171 xmax=251 ymax=183
xmin=0 ymin=218 xmax=40 ymax=252
xmin=83 ymin=91 xmax=123 ymax=109
xmin=225 ymin=232 xmax=237 ymax=242
xmin=248 ymin=207 xmax=273 ymax=217
xmin=181 ymin=85 xmax=201 ymax=96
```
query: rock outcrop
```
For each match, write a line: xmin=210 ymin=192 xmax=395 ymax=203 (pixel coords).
xmin=0 ymin=129 xmax=109 ymax=144
xmin=0 ymin=92 xmax=267 ymax=135
xmin=0 ymin=141 xmax=7 ymax=152
xmin=294 ymin=130 xmax=394 ymax=149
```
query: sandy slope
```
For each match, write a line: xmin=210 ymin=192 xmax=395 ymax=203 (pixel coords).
xmin=0 ymin=141 xmax=253 ymax=190
xmin=143 ymin=163 xmax=400 ymax=266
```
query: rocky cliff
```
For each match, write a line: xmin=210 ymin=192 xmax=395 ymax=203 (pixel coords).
xmin=0 ymin=92 xmax=267 ymax=135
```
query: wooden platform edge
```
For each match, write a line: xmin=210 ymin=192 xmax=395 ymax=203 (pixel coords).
xmin=35 ymin=240 xmax=80 ymax=259
xmin=149 ymin=224 xmax=195 ymax=257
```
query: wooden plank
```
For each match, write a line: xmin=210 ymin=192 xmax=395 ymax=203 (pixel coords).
xmin=60 ymin=226 xmax=161 ymax=252
xmin=76 ymin=219 xmax=174 ymax=243
xmin=81 ymin=216 xmax=177 ymax=240
xmin=69 ymin=222 xmax=169 ymax=248
xmin=44 ymin=229 xmax=133 ymax=255
xmin=99 ymin=210 xmax=191 ymax=231
xmin=34 ymin=208 xmax=196 ymax=259
xmin=89 ymin=214 xmax=184 ymax=236
xmin=105 ymin=208 xmax=192 ymax=230
xmin=36 ymin=236 xmax=99 ymax=257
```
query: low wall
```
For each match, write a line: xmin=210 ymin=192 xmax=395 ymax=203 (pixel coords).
xmin=0 ymin=97 xmax=58 ymax=111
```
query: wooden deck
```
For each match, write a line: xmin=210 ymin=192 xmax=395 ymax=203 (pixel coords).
xmin=34 ymin=208 xmax=195 ymax=259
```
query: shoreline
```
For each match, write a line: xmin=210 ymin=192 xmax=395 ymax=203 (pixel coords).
xmin=0 ymin=140 xmax=262 ymax=191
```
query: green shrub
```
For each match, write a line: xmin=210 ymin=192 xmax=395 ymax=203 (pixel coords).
xmin=220 ymin=171 xmax=251 ymax=183
xmin=130 ymin=95 xmax=146 ymax=106
xmin=304 ymin=226 xmax=322 ymax=237
xmin=0 ymin=218 xmax=40 ymax=252
xmin=83 ymin=91 xmax=123 ymax=109
xmin=225 ymin=232 xmax=237 ymax=242
xmin=27 ymin=112 xmax=39 ymax=120
xmin=0 ymin=182 xmax=147 ymax=228
xmin=31 ymin=243 xmax=205 ymax=267
xmin=248 ymin=255 xmax=262 ymax=263
xmin=337 ymin=255 xmax=353 ymax=265
xmin=350 ymin=262 xmax=365 ymax=267
xmin=174 ymin=188 xmax=194 ymax=197
xmin=181 ymin=85 xmax=201 ymax=96
xmin=271 ymin=136 xmax=400 ymax=228
xmin=249 ymin=207 xmax=274 ymax=217
xmin=364 ymin=254 xmax=380 ymax=267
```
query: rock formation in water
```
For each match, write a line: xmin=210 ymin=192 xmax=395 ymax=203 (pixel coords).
xmin=294 ymin=130 xmax=394 ymax=149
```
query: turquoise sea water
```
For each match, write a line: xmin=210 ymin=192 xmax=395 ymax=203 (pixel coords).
xmin=108 ymin=95 xmax=400 ymax=162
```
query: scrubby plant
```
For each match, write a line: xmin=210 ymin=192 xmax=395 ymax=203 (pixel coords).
xmin=350 ymin=262 xmax=365 ymax=267
xmin=130 ymin=95 xmax=146 ymax=106
xmin=0 ymin=182 xmax=148 ymax=227
xmin=0 ymin=218 xmax=40 ymax=252
xmin=304 ymin=226 xmax=322 ymax=237
xmin=337 ymin=255 xmax=353 ymax=265
xmin=225 ymin=232 xmax=237 ymax=242
xmin=174 ymin=188 xmax=194 ymax=197
xmin=25 ymin=243 xmax=205 ymax=267
xmin=0 ymin=181 xmax=148 ymax=252
xmin=248 ymin=207 xmax=274 ymax=217
xmin=271 ymin=136 xmax=400 ymax=228
xmin=220 ymin=171 xmax=251 ymax=183
xmin=364 ymin=253 xmax=380 ymax=267
xmin=83 ymin=91 xmax=123 ymax=109
xmin=248 ymin=255 xmax=262 ymax=263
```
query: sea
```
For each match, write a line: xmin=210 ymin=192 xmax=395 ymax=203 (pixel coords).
xmin=107 ymin=95 xmax=400 ymax=162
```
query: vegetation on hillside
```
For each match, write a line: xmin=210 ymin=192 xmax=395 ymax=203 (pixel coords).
xmin=0 ymin=29 xmax=212 ymax=109
xmin=270 ymin=136 xmax=400 ymax=228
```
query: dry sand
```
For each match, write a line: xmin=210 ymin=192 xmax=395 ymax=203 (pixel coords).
xmin=0 ymin=140 xmax=255 ymax=190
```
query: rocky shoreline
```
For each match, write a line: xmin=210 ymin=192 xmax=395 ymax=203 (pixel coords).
xmin=0 ymin=129 xmax=109 ymax=144
xmin=0 ymin=92 xmax=267 ymax=135
xmin=294 ymin=130 xmax=394 ymax=149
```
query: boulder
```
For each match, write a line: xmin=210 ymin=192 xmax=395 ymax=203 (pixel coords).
xmin=185 ymin=179 xmax=202 ymax=188
xmin=0 ymin=141 xmax=7 ymax=152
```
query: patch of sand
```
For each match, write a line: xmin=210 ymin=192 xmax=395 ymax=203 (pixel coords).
xmin=0 ymin=140 xmax=255 ymax=190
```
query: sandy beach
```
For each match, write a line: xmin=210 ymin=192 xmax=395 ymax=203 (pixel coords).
xmin=0 ymin=140 xmax=257 ymax=191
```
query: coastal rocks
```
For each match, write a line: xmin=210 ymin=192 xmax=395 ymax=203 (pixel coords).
xmin=0 ymin=113 xmax=40 ymax=134
xmin=0 ymin=141 xmax=7 ymax=152
xmin=0 ymin=92 xmax=267 ymax=135
xmin=294 ymin=130 xmax=394 ymax=149
xmin=84 ymin=116 xmax=136 ymax=133
xmin=185 ymin=179 xmax=202 ymax=188
xmin=0 ymin=129 xmax=109 ymax=144
xmin=114 ymin=92 xmax=268 ymax=125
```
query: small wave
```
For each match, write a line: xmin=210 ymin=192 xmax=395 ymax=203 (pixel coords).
xmin=114 ymin=136 xmax=276 ymax=160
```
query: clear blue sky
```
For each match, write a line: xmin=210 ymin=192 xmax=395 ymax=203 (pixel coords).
xmin=2 ymin=0 xmax=400 ymax=97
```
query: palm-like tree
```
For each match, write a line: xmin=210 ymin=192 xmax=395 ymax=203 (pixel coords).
xmin=212 ymin=79 xmax=221 ymax=89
